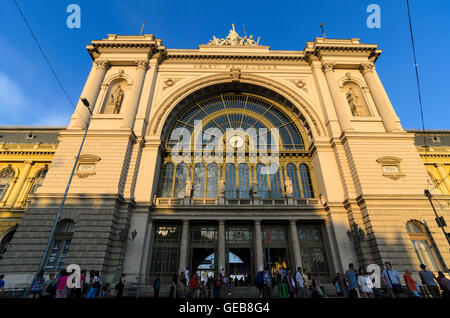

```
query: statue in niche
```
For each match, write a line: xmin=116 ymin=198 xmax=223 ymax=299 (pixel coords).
xmin=284 ymin=176 xmax=293 ymax=198
xmin=346 ymin=87 xmax=361 ymax=116
xmin=250 ymin=179 xmax=258 ymax=198
xmin=218 ymin=178 xmax=225 ymax=197
xmin=105 ymin=85 xmax=124 ymax=114
xmin=185 ymin=178 xmax=193 ymax=197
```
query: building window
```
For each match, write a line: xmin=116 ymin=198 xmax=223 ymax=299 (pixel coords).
xmin=160 ymin=163 xmax=174 ymax=197
xmin=225 ymin=163 xmax=236 ymax=199
xmin=173 ymin=163 xmax=187 ymax=198
xmin=29 ymin=169 xmax=48 ymax=194
xmin=238 ymin=164 xmax=250 ymax=199
xmin=269 ymin=164 xmax=282 ymax=199
xmin=406 ymin=221 xmax=441 ymax=272
xmin=150 ymin=224 xmax=181 ymax=284
xmin=193 ymin=163 xmax=205 ymax=198
xmin=44 ymin=220 xmax=75 ymax=272
xmin=206 ymin=163 xmax=218 ymax=198
xmin=0 ymin=229 xmax=16 ymax=261
xmin=256 ymin=163 xmax=269 ymax=199
xmin=286 ymin=163 xmax=301 ymax=199
xmin=299 ymin=164 xmax=314 ymax=198
xmin=0 ymin=168 xmax=15 ymax=201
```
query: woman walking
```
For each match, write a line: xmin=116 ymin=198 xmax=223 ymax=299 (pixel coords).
xmin=29 ymin=270 xmax=45 ymax=298
xmin=56 ymin=269 xmax=69 ymax=298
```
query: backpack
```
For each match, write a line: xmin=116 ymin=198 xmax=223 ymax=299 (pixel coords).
xmin=215 ymin=280 xmax=221 ymax=288
xmin=255 ymin=271 xmax=264 ymax=285
xmin=46 ymin=281 xmax=56 ymax=294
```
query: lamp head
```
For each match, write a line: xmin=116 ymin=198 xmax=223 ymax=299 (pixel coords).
xmin=81 ymin=98 xmax=90 ymax=107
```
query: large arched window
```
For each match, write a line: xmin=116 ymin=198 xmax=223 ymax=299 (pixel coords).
xmin=286 ymin=164 xmax=301 ymax=199
xmin=238 ymin=164 xmax=250 ymax=199
xmin=0 ymin=229 xmax=16 ymax=260
xmin=206 ymin=164 xmax=218 ymax=198
xmin=406 ymin=221 xmax=441 ymax=272
xmin=45 ymin=220 xmax=75 ymax=271
xmin=160 ymin=163 xmax=174 ymax=197
xmin=173 ymin=163 xmax=187 ymax=198
xmin=299 ymin=164 xmax=314 ymax=198
xmin=29 ymin=169 xmax=48 ymax=194
xmin=225 ymin=163 xmax=236 ymax=199
xmin=193 ymin=163 xmax=205 ymax=198
xmin=0 ymin=168 xmax=15 ymax=201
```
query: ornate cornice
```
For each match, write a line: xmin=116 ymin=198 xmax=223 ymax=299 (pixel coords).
xmin=164 ymin=53 xmax=306 ymax=62
xmin=94 ymin=59 xmax=110 ymax=70
xmin=359 ymin=63 xmax=375 ymax=74
xmin=321 ymin=63 xmax=335 ymax=73
xmin=135 ymin=59 xmax=149 ymax=71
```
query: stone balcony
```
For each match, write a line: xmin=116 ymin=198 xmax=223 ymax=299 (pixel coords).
xmin=154 ymin=196 xmax=319 ymax=207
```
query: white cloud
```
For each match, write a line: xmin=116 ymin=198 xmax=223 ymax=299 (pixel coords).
xmin=0 ymin=71 xmax=70 ymax=126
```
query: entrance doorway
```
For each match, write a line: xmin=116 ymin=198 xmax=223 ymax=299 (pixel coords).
xmin=228 ymin=248 xmax=252 ymax=284
xmin=191 ymin=248 xmax=216 ymax=279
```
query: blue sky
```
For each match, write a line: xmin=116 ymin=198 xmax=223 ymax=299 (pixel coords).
xmin=0 ymin=0 xmax=449 ymax=129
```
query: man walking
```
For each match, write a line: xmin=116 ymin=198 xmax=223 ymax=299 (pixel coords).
xmin=381 ymin=262 xmax=403 ymax=298
xmin=418 ymin=264 xmax=440 ymax=298
xmin=345 ymin=263 xmax=360 ymax=298
xmin=295 ymin=267 xmax=305 ymax=298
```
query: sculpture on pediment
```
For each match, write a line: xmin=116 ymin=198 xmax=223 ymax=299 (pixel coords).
xmin=345 ymin=83 xmax=371 ymax=117
xmin=218 ymin=177 xmax=225 ymax=197
xmin=185 ymin=178 xmax=193 ymax=197
xmin=284 ymin=176 xmax=293 ymax=198
xmin=206 ymin=24 xmax=261 ymax=46
xmin=346 ymin=87 xmax=360 ymax=116
xmin=250 ymin=179 xmax=258 ymax=198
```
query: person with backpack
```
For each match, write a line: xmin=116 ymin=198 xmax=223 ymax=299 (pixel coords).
xmin=29 ymin=270 xmax=45 ymax=298
xmin=87 ymin=271 xmax=101 ymax=298
xmin=41 ymin=273 xmax=57 ymax=298
xmin=254 ymin=269 xmax=264 ymax=298
xmin=262 ymin=266 xmax=272 ymax=298
xmin=115 ymin=274 xmax=126 ymax=298
xmin=213 ymin=273 xmax=221 ymax=298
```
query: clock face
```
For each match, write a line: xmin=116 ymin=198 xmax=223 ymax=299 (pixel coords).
xmin=229 ymin=135 xmax=244 ymax=148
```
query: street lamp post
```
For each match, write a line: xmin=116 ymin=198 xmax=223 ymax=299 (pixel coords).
xmin=34 ymin=98 xmax=93 ymax=279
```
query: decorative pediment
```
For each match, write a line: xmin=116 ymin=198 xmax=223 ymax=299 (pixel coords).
xmin=75 ymin=154 xmax=101 ymax=178
xmin=376 ymin=156 xmax=405 ymax=180
xmin=205 ymin=24 xmax=260 ymax=46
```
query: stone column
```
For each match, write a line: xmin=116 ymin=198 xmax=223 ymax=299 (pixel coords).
xmin=289 ymin=220 xmax=302 ymax=269
xmin=218 ymin=220 xmax=226 ymax=273
xmin=322 ymin=63 xmax=353 ymax=132
xmin=6 ymin=160 xmax=33 ymax=206
xmin=121 ymin=60 xmax=149 ymax=129
xmin=73 ymin=59 xmax=110 ymax=129
xmin=360 ymin=63 xmax=402 ymax=132
xmin=254 ymin=220 xmax=264 ymax=272
xmin=179 ymin=220 xmax=190 ymax=273
xmin=435 ymin=164 xmax=450 ymax=193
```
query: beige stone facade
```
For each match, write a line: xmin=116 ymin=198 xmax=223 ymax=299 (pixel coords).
xmin=0 ymin=33 xmax=448 ymax=290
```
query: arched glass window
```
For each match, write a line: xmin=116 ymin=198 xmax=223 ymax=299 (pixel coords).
xmin=286 ymin=164 xmax=301 ymax=199
xmin=406 ymin=221 xmax=441 ymax=272
xmin=0 ymin=168 xmax=15 ymax=201
xmin=193 ymin=163 xmax=205 ymax=198
xmin=299 ymin=164 xmax=314 ymax=198
xmin=225 ymin=163 xmax=236 ymax=199
xmin=206 ymin=163 xmax=218 ymax=198
xmin=257 ymin=164 xmax=269 ymax=199
xmin=238 ymin=164 xmax=250 ymax=199
xmin=29 ymin=169 xmax=48 ymax=194
xmin=161 ymin=163 xmax=174 ymax=197
xmin=0 ymin=229 xmax=16 ymax=261
xmin=45 ymin=220 xmax=75 ymax=271
xmin=269 ymin=164 xmax=282 ymax=198
xmin=173 ymin=163 xmax=187 ymax=198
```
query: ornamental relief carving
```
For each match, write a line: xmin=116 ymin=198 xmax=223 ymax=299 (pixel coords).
xmin=162 ymin=78 xmax=184 ymax=91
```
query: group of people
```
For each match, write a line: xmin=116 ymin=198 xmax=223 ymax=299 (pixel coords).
xmin=0 ymin=269 xmax=127 ymax=298
xmin=161 ymin=268 xmax=252 ymax=298
xmin=255 ymin=266 xmax=325 ymax=298
xmin=340 ymin=262 xmax=450 ymax=298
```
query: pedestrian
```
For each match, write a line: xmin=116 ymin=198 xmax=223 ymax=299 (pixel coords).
xmin=302 ymin=268 xmax=311 ymax=298
xmin=179 ymin=272 xmax=186 ymax=297
xmin=55 ymin=269 xmax=69 ymax=298
xmin=153 ymin=277 xmax=160 ymax=297
xmin=189 ymin=272 xmax=200 ymax=298
xmin=295 ymin=267 xmax=306 ymax=298
xmin=87 ymin=271 xmax=100 ymax=298
xmin=184 ymin=268 xmax=190 ymax=282
xmin=345 ymin=263 xmax=360 ymax=298
xmin=278 ymin=269 xmax=288 ymax=298
xmin=42 ymin=273 xmax=57 ymax=298
xmin=262 ymin=266 xmax=272 ymax=298
xmin=333 ymin=274 xmax=343 ymax=297
xmin=403 ymin=269 xmax=420 ymax=298
xmin=0 ymin=274 xmax=5 ymax=295
xmin=436 ymin=271 xmax=450 ymax=298
xmin=29 ymin=270 xmax=45 ymax=298
xmin=213 ymin=273 xmax=221 ymax=298
xmin=80 ymin=270 xmax=88 ymax=298
xmin=286 ymin=268 xmax=296 ymax=298
xmin=381 ymin=262 xmax=403 ymax=298
xmin=311 ymin=274 xmax=324 ymax=298
xmin=115 ymin=274 xmax=126 ymax=298
xmin=358 ymin=269 xmax=374 ymax=298
xmin=418 ymin=264 xmax=440 ymax=298
xmin=255 ymin=269 xmax=264 ymax=298
xmin=172 ymin=271 xmax=179 ymax=298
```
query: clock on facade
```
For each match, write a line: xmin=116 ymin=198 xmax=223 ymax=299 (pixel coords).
xmin=229 ymin=135 xmax=244 ymax=148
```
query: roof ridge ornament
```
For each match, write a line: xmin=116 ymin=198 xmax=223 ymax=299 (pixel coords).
xmin=206 ymin=24 xmax=260 ymax=46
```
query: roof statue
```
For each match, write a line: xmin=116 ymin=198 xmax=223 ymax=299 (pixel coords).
xmin=207 ymin=24 xmax=260 ymax=46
